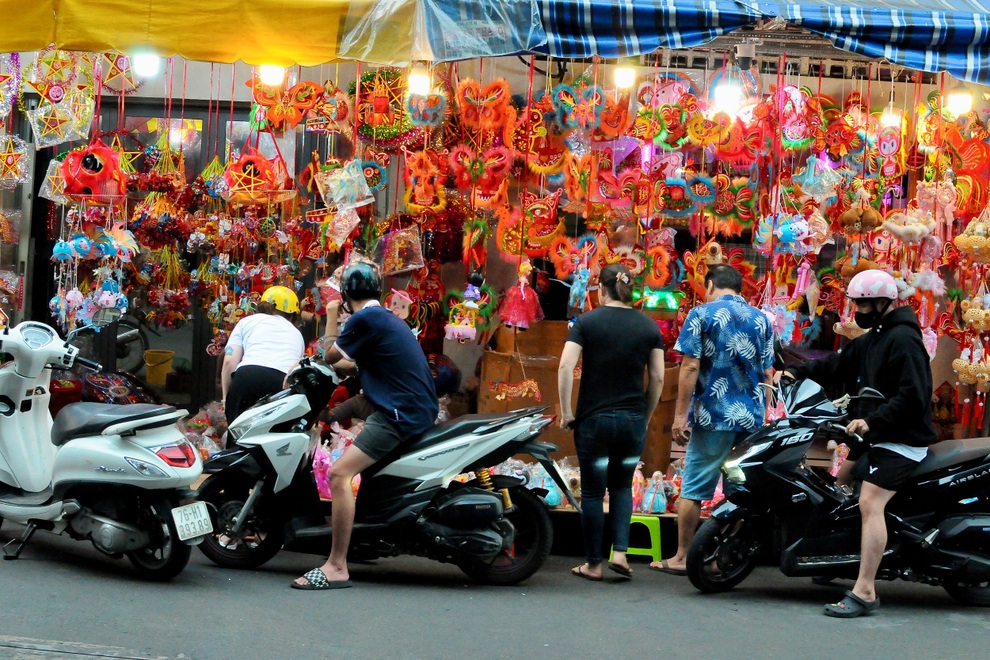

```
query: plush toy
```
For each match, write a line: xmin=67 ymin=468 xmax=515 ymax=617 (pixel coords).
xmin=953 ymin=213 xmax=990 ymax=262
xmin=834 ymin=254 xmax=879 ymax=282
xmin=838 ymin=202 xmax=883 ymax=236
xmin=881 ymin=208 xmax=936 ymax=245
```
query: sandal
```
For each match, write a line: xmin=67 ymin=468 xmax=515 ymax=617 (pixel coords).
xmin=571 ymin=565 xmax=603 ymax=582
xmin=608 ymin=562 xmax=633 ymax=578
xmin=291 ymin=567 xmax=353 ymax=591
xmin=648 ymin=560 xmax=687 ymax=576
xmin=823 ymin=590 xmax=879 ymax=618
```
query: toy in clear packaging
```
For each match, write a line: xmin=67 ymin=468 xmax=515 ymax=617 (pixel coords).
xmin=640 ymin=471 xmax=667 ymax=513
xmin=321 ymin=159 xmax=374 ymax=210
xmin=827 ymin=439 xmax=850 ymax=476
xmin=631 ymin=462 xmax=645 ymax=512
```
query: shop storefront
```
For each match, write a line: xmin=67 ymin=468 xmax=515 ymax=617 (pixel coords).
xmin=1 ymin=0 xmax=989 ymax=519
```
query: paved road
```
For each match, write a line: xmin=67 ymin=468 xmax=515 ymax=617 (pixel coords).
xmin=1 ymin=522 xmax=987 ymax=659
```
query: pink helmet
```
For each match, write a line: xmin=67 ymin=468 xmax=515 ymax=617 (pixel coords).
xmin=847 ymin=270 xmax=898 ymax=300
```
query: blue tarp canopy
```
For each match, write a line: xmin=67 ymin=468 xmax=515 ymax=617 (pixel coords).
xmin=737 ymin=0 xmax=990 ymax=84
xmin=534 ymin=0 xmax=990 ymax=84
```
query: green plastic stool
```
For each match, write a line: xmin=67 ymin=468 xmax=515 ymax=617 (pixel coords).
xmin=610 ymin=514 xmax=662 ymax=563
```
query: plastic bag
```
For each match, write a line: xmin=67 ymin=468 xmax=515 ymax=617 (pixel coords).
xmin=324 ymin=207 xmax=362 ymax=250
xmin=381 ymin=224 xmax=425 ymax=276
xmin=320 ymin=160 xmax=374 ymax=210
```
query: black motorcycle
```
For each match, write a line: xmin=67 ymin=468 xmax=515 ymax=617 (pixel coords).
xmin=686 ymin=378 xmax=990 ymax=606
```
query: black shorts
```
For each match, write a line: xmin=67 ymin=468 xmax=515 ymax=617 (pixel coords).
xmin=352 ymin=411 xmax=411 ymax=461
xmin=851 ymin=447 xmax=921 ymax=491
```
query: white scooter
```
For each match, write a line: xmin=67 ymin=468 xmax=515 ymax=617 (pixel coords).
xmin=0 ymin=309 xmax=211 ymax=580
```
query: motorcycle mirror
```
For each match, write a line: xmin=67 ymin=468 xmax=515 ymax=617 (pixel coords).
xmin=92 ymin=307 xmax=122 ymax=328
xmin=856 ymin=387 xmax=885 ymax=400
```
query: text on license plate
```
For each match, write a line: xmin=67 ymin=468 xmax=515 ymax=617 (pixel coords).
xmin=171 ymin=501 xmax=213 ymax=541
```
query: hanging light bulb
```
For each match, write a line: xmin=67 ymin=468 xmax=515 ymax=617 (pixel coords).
xmin=131 ymin=53 xmax=161 ymax=78
xmin=614 ymin=58 xmax=638 ymax=90
xmin=258 ymin=65 xmax=286 ymax=87
xmin=407 ymin=64 xmax=432 ymax=96
xmin=946 ymin=91 xmax=973 ymax=118
xmin=880 ymin=102 xmax=902 ymax=127
xmin=711 ymin=82 xmax=744 ymax=116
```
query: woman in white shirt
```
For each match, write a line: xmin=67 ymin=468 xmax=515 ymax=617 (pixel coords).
xmin=222 ymin=286 xmax=305 ymax=435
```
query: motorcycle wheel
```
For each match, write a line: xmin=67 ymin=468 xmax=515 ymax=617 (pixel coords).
xmin=457 ymin=486 xmax=553 ymax=586
xmin=197 ymin=473 xmax=285 ymax=569
xmin=686 ymin=517 xmax=760 ymax=593
xmin=114 ymin=318 xmax=149 ymax=374
xmin=126 ymin=495 xmax=192 ymax=581
xmin=944 ymin=581 xmax=990 ymax=606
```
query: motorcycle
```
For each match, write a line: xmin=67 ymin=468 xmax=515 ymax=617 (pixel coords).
xmin=686 ymin=378 xmax=990 ymax=606
xmin=197 ymin=358 xmax=576 ymax=585
xmin=0 ymin=309 xmax=210 ymax=580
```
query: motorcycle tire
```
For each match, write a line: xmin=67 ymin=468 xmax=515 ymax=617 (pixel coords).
xmin=943 ymin=581 xmax=990 ymax=606
xmin=114 ymin=318 xmax=149 ymax=374
xmin=197 ymin=472 xmax=285 ymax=569
xmin=686 ymin=517 xmax=760 ymax=593
xmin=126 ymin=495 xmax=192 ymax=581
xmin=457 ymin=486 xmax=553 ymax=586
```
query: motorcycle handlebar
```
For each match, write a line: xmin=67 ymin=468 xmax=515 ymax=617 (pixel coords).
xmin=74 ymin=356 xmax=102 ymax=371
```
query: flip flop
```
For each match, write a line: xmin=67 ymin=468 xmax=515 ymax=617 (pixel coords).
xmin=571 ymin=565 xmax=603 ymax=582
xmin=823 ymin=590 xmax=880 ymax=618
xmin=608 ymin=562 xmax=633 ymax=578
xmin=291 ymin=567 xmax=353 ymax=591
xmin=648 ymin=560 xmax=687 ymax=576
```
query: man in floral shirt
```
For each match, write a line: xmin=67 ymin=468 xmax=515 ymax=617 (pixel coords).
xmin=651 ymin=264 xmax=773 ymax=575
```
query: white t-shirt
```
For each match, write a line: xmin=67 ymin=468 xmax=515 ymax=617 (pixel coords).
xmin=227 ymin=314 xmax=304 ymax=374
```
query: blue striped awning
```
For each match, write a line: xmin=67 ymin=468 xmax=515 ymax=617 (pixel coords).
xmin=536 ymin=0 xmax=760 ymax=59
xmin=726 ymin=1 xmax=990 ymax=84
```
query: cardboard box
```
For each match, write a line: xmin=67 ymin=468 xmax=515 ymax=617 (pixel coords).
xmin=493 ymin=321 xmax=572 ymax=356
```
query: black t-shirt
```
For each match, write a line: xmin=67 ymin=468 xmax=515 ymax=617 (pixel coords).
xmin=335 ymin=305 xmax=439 ymax=434
xmin=566 ymin=306 xmax=665 ymax=422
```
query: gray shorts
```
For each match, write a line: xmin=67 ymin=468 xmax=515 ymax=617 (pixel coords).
xmin=352 ymin=411 xmax=409 ymax=461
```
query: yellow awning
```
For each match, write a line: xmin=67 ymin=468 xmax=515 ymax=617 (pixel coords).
xmin=9 ymin=0 xmax=362 ymax=66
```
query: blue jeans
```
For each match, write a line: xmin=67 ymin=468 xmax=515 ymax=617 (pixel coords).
xmin=574 ymin=411 xmax=647 ymax=564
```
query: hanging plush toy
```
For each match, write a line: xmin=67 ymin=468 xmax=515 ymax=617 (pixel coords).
xmin=499 ymin=260 xmax=544 ymax=330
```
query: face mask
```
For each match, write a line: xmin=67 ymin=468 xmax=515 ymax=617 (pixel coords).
xmin=854 ymin=300 xmax=890 ymax=329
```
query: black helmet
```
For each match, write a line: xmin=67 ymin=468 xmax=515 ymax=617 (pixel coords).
xmin=341 ymin=262 xmax=382 ymax=301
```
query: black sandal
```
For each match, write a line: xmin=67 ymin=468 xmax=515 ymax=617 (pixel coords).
xmin=823 ymin=590 xmax=879 ymax=618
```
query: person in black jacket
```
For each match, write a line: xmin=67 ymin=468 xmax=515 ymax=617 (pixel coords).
xmin=783 ymin=269 xmax=935 ymax=618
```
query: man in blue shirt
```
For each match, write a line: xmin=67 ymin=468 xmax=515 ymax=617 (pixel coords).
xmin=292 ymin=263 xmax=438 ymax=590
xmin=651 ymin=264 xmax=773 ymax=575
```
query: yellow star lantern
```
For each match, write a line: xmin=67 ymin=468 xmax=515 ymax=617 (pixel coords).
xmin=0 ymin=135 xmax=28 ymax=189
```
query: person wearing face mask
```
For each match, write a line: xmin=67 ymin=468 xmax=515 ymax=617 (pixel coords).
xmin=651 ymin=264 xmax=774 ymax=576
xmin=782 ymin=269 xmax=935 ymax=618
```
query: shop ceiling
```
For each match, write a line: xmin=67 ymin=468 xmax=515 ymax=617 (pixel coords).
xmin=7 ymin=0 xmax=990 ymax=84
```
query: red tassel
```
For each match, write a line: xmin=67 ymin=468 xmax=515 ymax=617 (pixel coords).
xmin=955 ymin=383 xmax=961 ymax=420
xmin=963 ymin=399 xmax=972 ymax=427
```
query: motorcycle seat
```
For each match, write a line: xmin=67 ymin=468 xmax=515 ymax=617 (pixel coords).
xmin=52 ymin=402 xmax=178 ymax=446
xmin=910 ymin=437 xmax=990 ymax=477
xmin=401 ymin=407 xmax=547 ymax=455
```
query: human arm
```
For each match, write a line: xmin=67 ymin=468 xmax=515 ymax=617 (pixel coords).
xmin=220 ymin=345 xmax=244 ymax=400
xmin=645 ymin=348 xmax=665 ymax=421
xmin=557 ymin=341 xmax=582 ymax=429
xmin=672 ymin=356 xmax=699 ymax=446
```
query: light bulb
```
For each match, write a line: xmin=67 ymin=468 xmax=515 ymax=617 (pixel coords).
xmin=880 ymin=103 xmax=902 ymax=127
xmin=946 ymin=91 xmax=973 ymax=118
xmin=711 ymin=82 xmax=744 ymax=116
xmin=407 ymin=67 xmax=431 ymax=96
xmin=259 ymin=65 xmax=286 ymax=87
xmin=614 ymin=65 xmax=636 ymax=90
xmin=132 ymin=53 xmax=161 ymax=78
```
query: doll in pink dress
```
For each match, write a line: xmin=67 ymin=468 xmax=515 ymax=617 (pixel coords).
xmin=499 ymin=260 xmax=544 ymax=329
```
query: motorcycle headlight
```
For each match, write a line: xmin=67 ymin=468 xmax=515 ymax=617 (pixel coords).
xmin=723 ymin=441 xmax=773 ymax=484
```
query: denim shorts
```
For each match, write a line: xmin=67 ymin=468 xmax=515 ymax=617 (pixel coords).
xmin=680 ymin=428 xmax=748 ymax=501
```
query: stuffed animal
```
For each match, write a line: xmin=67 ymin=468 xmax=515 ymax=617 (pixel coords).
xmin=834 ymin=254 xmax=879 ymax=282
xmin=838 ymin=203 xmax=883 ymax=236
xmin=882 ymin=208 xmax=937 ymax=245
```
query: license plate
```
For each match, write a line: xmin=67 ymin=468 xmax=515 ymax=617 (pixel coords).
xmin=171 ymin=501 xmax=213 ymax=542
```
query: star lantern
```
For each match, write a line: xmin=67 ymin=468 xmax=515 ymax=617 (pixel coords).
xmin=0 ymin=135 xmax=29 ymax=189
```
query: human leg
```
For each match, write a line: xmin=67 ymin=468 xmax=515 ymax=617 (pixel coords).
xmin=573 ymin=415 xmax=607 ymax=579
xmin=293 ymin=444 xmax=376 ymax=588
xmin=851 ymin=481 xmax=896 ymax=601
xmin=604 ymin=414 xmax=647 ymax=572
xmin=654 ymin=429 xmax=738 ymax=571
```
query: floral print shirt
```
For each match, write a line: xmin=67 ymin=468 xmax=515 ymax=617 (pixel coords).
xmin=675 ymin=294 xmax=774 ymax=431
